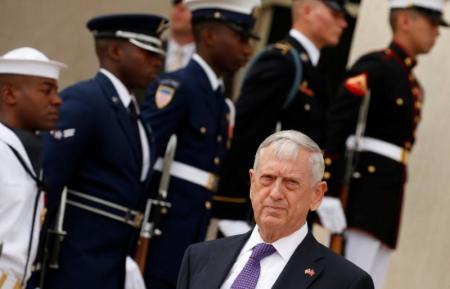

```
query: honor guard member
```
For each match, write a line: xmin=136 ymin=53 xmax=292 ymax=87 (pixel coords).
xmin=214 ymin=0 xmax=348 ymax=235
xmin=0 ymin=47 xmax=64 ymax=289
xmin=141 ymin=0 xmax=260 ymax=288
xmin=324 ymin=1 xmax=448 ymax=288
xmin=38 ymin=14 xmax=168 ymax=289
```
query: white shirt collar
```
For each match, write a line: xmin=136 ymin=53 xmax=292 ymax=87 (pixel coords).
xmin=100 ymin=68 xmax=138 ymax=111
xmin=289 ymin=29 xmax=320 ymax=66
xmin=243 ymin=223 xmax=309 ymax=262
xmin=192 ymin=53 xmax=224 ymax=91
xmin=167 ymin=38 xmax=196 ymax=55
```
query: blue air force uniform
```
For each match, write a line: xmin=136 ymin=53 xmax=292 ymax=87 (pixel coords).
xmin=141 ymin=0 xmax=261 ymax=287
xmin=141 ymin=54 xmax=229 ymax=287
xmin=38 ymin=14 xmax=167 ymax=289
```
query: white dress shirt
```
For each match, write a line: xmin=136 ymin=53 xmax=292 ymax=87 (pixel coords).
xmin=165 ymin=38 xmax=196 ymax=72
xmin=289 ymin=29 xmax=320 ymax=66
xmin=221 ymin=223 xmax=309 ymax=289
xmin=100 ymin=68 xmax=150 ymax=181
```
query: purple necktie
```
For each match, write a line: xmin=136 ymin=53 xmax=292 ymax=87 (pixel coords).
xmin=231 ymin=243 xmax=276 ymax=289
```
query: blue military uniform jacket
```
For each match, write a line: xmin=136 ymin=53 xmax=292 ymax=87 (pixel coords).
xmin=41 ymin=72 xmax=154 ymax=289
xmin=324 ymin=42 xmax=423 ymax=249
xmin=141 ymin=56 xmax=229 ymax=286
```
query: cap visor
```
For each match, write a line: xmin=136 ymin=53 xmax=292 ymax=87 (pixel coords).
xmin=226 ymin=22 xmax=260 ymax=40
xmin=323 ymin=2 xmax=347 ymax=15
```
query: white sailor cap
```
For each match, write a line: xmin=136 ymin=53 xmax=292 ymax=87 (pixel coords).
xmin=390 ymin=0 xmax=449 ymax=26
xmin=87 ymin=14 xmax=169 ymax=56
xmin=0 ymin=47 xmax=66 ymax=80
xmin=185 ymin=0 xmax=261 ymax=39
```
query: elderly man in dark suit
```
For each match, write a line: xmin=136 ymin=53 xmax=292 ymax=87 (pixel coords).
xmin=177 ymin=130 xmax=374 ymax=289
xmin=37 ymin=14 xmax=168 ymax=289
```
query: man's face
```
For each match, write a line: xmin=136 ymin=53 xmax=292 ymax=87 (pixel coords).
xmin=211 ymin=24 xmax=253 ymax=73
xmin=119 ymin=42 xmax=163 ymax=89
xmin=305 ymin=1 xmax=348 ymax=48
xmin=13 ymin=75 xmax=62 ymax=131
xmin=249 ymin=146 xmax=325 ymax=240
xmin=408 ymin=11 xmax=440 ymax=55
xmin=171 ymin=3 xmax=192 ymax=35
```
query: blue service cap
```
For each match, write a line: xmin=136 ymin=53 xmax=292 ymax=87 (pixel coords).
xmin=185 ymin=0 xmax=261 ymax=39
xmin=87 ymin=14 xmax=169 ymax=55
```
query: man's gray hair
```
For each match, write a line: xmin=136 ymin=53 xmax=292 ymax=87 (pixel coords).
xmin=253 ymin=130 xmax=325 ymax=184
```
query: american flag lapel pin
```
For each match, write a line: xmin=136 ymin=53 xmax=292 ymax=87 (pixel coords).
xmin=304 ymin=268 xmax=315 ymax=277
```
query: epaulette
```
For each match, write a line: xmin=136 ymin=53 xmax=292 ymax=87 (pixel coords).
xmin=273 ymin=41 xmax=292 ymax=55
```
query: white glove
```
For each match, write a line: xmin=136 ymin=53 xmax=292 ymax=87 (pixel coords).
xmin=316 ymin=197 xmax=347 ymax=234
xmin=218 ymin=219 xmax=252 ymax=237
xmin=125 ymin=256 xmax=146 ymax=289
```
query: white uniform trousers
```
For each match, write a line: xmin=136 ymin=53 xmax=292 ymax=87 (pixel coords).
xmin=345 ymin=229 xmax=392 ymax=289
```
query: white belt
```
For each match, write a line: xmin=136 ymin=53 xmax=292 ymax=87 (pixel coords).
xmin=154 ymin=158 xmax=219 ymax=192
xmin=0 ymin=272 xmax=22 ymax=289
xmin=66 ymin=189 xmax=144 ymax=228
xmin=346 ymin=136 xmax=409 ymax=165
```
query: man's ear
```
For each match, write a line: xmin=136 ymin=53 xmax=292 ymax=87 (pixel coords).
xmin=0 ymin=83 xmax=18 ymax=105
xmin=249 ymin=169 xmax=255 ymax=200
xmin=108 ymin=41 xmax=122 ymax=62
xmin=310 ymin=181 xmax=327 ymax=211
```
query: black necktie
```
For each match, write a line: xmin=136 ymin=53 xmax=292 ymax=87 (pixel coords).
xmin=128 ymin=101 xmax=142 ymax=162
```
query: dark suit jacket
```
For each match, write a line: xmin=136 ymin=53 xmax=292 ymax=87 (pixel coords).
xmin=177 ymin=232 xmax=374 ymax=289
xmin=40 ymin=72 xmax=154 ymax=289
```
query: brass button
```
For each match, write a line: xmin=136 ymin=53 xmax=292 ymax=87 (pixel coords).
xmin=205 ymin=201 xmax=212 ymax=210
xmin=160 ymin=207 xmax=168 ymax=214
xmin=325 ymin=157 xmax=332 ymax=166
xmin=214 ymin=157 xmax=220 ymax=165
xmin=217 ymin=135 xmax=223 ymax=143
xmin=404 ymin=58 xmax=412 ymax=66
xmin=367 ymin=165 xmax=376 ymax=173
xmin=396 ymin=98 xmax=404 ymax=106
xmin=323 ymin=171 xmax=331 ymax=180
xmin=304 ymin=104 xmax=311 ymax=111
xmin=200 ymin=127 xmax=207 ymax=134
xmin=214 ymin=11 xmax=221 ymax=19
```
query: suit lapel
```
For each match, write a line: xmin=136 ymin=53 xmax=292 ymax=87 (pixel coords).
xmin=272 ymin=232 xmax=325 ymax=289
xmin=94 ymin=73 xmax=141 ymax=163
xmin=201 ymin=233 xmax=251 ymax=288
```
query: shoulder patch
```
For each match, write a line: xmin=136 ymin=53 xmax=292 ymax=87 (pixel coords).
xmin=155 ymin=84 xmax=175 ymax=109
xmin=344 ymin=73 xmax=368 ymax=97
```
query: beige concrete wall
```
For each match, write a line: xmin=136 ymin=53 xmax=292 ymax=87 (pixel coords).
xmin=350 ymin=1 xmax=450 ymax=288
xmin=0 ymin=0 xmax=170 ymax=88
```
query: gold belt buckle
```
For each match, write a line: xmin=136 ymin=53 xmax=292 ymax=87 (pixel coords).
xmin=206 ymin=174 xmax=219 ymax=192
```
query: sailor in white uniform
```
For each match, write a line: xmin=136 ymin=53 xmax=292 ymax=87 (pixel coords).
xmin=0 ymin=47 xmax=65 ymax=289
